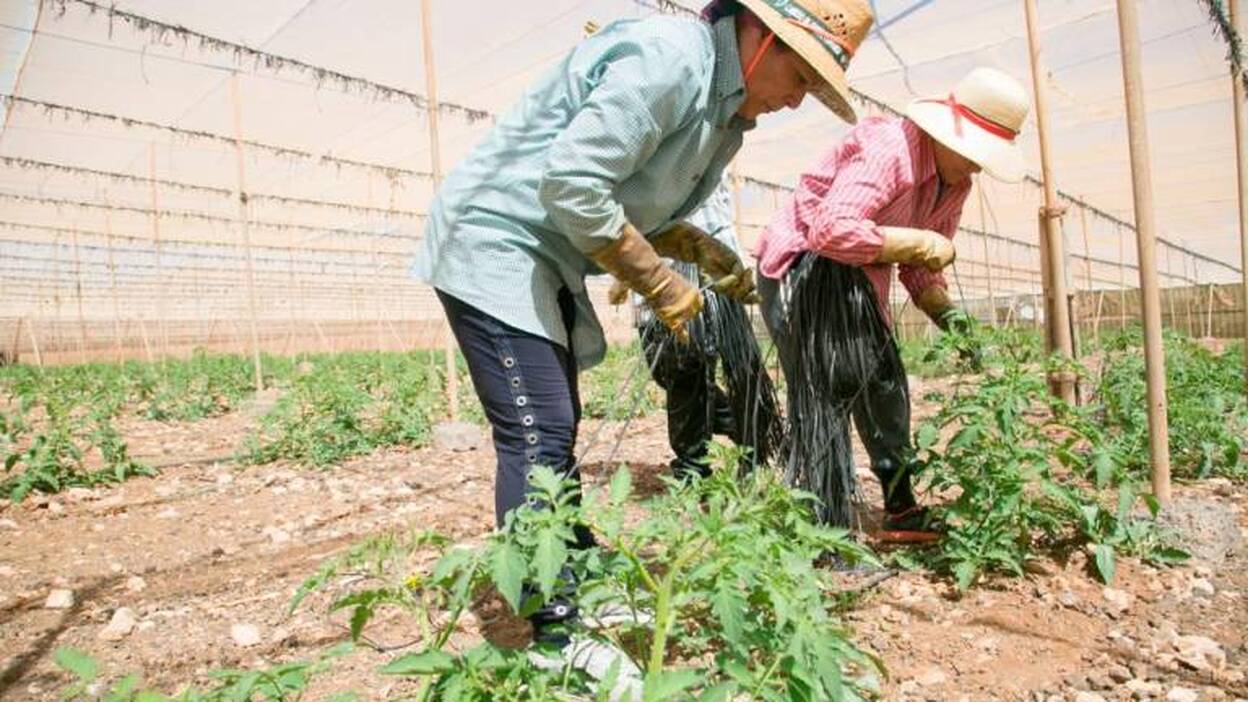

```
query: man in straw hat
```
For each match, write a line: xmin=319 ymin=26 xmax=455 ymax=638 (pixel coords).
xmin=754 ymin=67 xmax=1031 ymax=542
xmin=411 ymin=0 xmax=874 ymax=687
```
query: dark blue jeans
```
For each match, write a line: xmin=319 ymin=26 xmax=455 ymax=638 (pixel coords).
xmin=437 ymin=289 xmax=590 ymax=643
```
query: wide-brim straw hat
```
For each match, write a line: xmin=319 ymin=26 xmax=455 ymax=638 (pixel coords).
xmin=906 ymin=67 xmax=1031 ymax=183
xmin=735 ymin=0 xmax=873 ymax=123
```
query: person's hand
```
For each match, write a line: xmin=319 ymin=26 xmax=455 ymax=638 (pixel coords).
xmin=607 ymin=278 xmax=630 ymax=305
xmin=876 ymin=227 xmax=956 ymax=271
xmin=650 ymin=222 xmax=757 ymax=302
xmin=939 ymin=309 xmax=984 ymax=371
xmin=916 ymin=287 xmax=981 ymax=371
xmin=590 ymin=223 xmax=701 ymax=342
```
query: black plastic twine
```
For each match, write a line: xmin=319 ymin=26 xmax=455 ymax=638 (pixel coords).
xmin=635 ymin=266 xmax=786 ymax=476
xmin=783 ymin=254 xmax=902 ymax=526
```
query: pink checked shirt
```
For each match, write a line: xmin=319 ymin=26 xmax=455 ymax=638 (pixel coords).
xmin=754 ymin=116 xmax=971 ymax=324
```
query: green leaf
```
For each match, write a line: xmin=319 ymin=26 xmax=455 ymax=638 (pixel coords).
xmin=915 ymin=423 xmax=939 ymax=451
xmin=104 ymin=674 xmax=139 ymax=702
xmin=349 ymin=603 xmax=372 ymax=642
xmin=431 ymin=548 xmax=473 ymax=585
xmin=711 ymin=583 xmax=746 ymax=645
xmin=1149 ymin=547 xmax=1190 ymax=564
xmin=645 ymin=669 xmax=701 ymax=700
xmin=1094 ymin=544 xmax=1116 ymax=584
xmin=1092 ymin=449 xmax=1115 ymax=488
xmin=609 ymin=467 xmax=632 ymax=505
xmin=489 ymin=542 xmax=526 ymax=613
xmin=380 ymin=650 xmax=457 ymax=676
xmin=54 ymin=647 xmax=98 ymax=683
xmin=948 ymin=423 xmax=981 ymax=451
xmin=697 ymin=682 xmax=737 ymax=702
xmin=533 ymin=528 xmax=567 ymax=598
xmin=952 ymin=561 xmax=978 ymax=591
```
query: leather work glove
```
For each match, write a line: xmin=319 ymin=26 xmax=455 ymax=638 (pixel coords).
xmin=917 ymin=286 xmax=982 ymax=370
xmin=875 ymin=227 xmax=956 ymax=271
xmin=591 ymin=223 xmax=701 ymax=342
xmin=650 ymin=222 xmax=759 ymax=303
xmin=607 ymin=278 xmax=630 ymax=306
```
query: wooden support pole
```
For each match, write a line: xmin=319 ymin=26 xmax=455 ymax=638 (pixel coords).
xmin=1115 ymin=0 xmax=1171 ymax=504
xmin=138 ymin=317 xmax=154 ymax=363
xmin=1164 ymin=245 xmax=1178 ymax=330
xmin=9 ymin=317 xmax=24 ymax=365
xmin=1234 ymin=0 xmax=1248 ymax=386
xmin=1024 ymin=0 xmax=1076 ymax=404
xmin=229 ymin=72 xmax=265 ymax=391
xmin=286 ymin=221 xmax=297 ymax=356
xmin=1093 ymin=290 xmax=1105 ymax=340
xmin=1079 ymin=206 xmax=1098 ymax=345
xmin=1118 ymin=223 xmax=1128 ymax=329
xmin=26 ymin=319 xmax=42 ymax=367
xmin=103 ymin=195 xmax=123 ymax=361
xmin=1079 ymin=206 xmax=1094 ymax=293
xmin=1185 ymin=254 xmax=1195 ymax=337
xmin=1207 ymin=283 xmax=1216 ymax=339
xmin=70 ymin=224 xmax=88 ymax=362
xmin=976 ymin=177 xmax=997 ymax=326
xmin=422 ymin=0 xmax=458 ymax=420
xmin=148 ymin=143 xmax=170 ymax=360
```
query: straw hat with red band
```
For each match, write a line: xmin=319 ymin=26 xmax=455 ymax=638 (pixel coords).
xmin=906 ymin=67 xmax=1031 ymax=183
xmin=733 ymin=0 xmax=874 ymax=123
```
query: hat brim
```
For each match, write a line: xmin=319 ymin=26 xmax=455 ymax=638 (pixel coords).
xmin=737 ymin=0 xmax=858 ymax=124
xmin=906 ymin=99 xmax=1025 ymax=183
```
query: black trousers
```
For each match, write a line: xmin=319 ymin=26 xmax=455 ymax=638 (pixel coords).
xmin=437 ymin=289 xmax=591 ymax=642
xmin=640 ymin=319 xmax=738 ymax=478
xmin=757 ymin=262 xmax=917 ymax=522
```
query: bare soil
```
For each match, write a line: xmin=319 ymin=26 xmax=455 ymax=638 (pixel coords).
xmin=1 ymin=386 xmax=1245 ymax=701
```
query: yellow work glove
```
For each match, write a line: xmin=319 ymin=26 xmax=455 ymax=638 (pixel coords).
xmin=917 ymin=286 xmax=981 ymax=369
xmin=650 ymin=222 xmax=759 ymax=303
xmin=591 ymin=224 xmax=701 ymax=341
xmin=607 ymin=278 xmax=630 ymax=306
xmin=875 ymin=227 xmax=956 ymax=271
xmin=915 ymin=286 xmax=956 ymax=323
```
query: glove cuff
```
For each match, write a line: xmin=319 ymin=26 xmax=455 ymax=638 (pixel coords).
xmin=915 ymin=286 xmax=954 ymax=320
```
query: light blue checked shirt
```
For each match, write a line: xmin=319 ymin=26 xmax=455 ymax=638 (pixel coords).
xmin=412 ymin=15 xmax=752 ymax=370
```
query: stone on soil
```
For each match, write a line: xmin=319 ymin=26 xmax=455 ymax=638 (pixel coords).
xmin=44 ymin=588 xmax=74 ymax=609
xmin=432 ymin=421 xmax=483 ymax=452
xmin=98 ymin=607 xmax=137 ymax=641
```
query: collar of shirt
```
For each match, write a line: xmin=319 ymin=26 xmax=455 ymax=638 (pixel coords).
xmin=710 ymin=15 xmax=753 ymax=130
xmin=904 ymin=118 xmax=970 ymax=223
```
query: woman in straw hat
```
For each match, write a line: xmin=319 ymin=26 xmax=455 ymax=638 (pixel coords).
xmin=754 ymin=67 xmax=1031 ymax=542
xmin=411 ymin=0 xmax=874 ymax=685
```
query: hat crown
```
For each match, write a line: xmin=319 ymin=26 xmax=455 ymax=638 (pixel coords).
xmin=952 ymin=67 xmax=1030 ymax=133
xmin=790 ymin=0 xmax=873 ymax=55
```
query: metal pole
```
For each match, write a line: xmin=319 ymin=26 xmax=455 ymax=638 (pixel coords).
xmin=1024 ymin=0 xmax=1076 ymax=403
xmin=421 ymin=0 xmax=459 ymax=421
xmin=1233 ymin=0 xmax=1248 ymax=388
xmin=229 ymin=72 xmax=265 ymax=391
xmin=1115 ymin=0 xmax=1171 ymax=504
